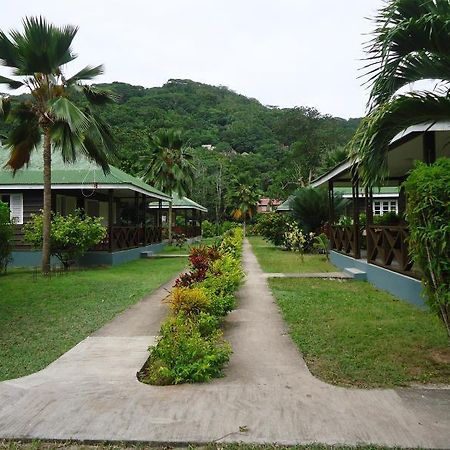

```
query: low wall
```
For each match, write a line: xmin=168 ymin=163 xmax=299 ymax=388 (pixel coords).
xmin=11 ymin=242 xmax=167 ymax=268
xmin=329 ymin=251 xmax=425 ymax=309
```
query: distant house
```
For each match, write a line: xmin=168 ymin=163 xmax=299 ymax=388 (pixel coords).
xmin=257 ymin=197 xmax=282 ymax=213
xmin=0 ymin=150 xmax=170 ymax=267
xmin=276 ymin=187 xmax=399 ymax=216
xmin=149 ymin=192 xmax=207 ymax=238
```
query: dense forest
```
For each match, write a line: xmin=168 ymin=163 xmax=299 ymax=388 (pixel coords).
xmin=0 ymin=79 xmax=360 ymax=221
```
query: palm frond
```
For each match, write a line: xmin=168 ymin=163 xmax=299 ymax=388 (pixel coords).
xmin=9 ymin=16 xmax=77 ymax=75
xmin=0 ymin=75 xmax=23 ymax=89
xmin=4 ymin=112 xmax=41 ymax=172
xmin=82 ymin=85 xmax=117 ymax=105
xmin=49 ymin=97 xmax=90 ymax=133
xmin=349 ymin=91 xmax=450 ymax=186
xmin=66 ymin=65 xmax=104 ymax=85
xmin=0 ymin=31 xmax=21 ymax=68
xmin=0 ymin=96 xmax=11 ymax=119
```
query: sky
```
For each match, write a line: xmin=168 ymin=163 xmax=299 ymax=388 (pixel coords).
xmin=1 ymin=0 xmax=384 ymax=119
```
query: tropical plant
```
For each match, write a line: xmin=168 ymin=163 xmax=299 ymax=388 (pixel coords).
xmin=350 ymin=0 xmax=450 ymax=185
xmin=290 ymin=187 xmax=346 ymax=233
xmin=254 ymin=212 xmax=295 ymax=247
xmin=313 ymin=233 xmax=330 ymax=260
xmin=227 ymin=182 xmax=261 ymax=236
xmin=0 ymin=16 xmax=116 ymax=274
xmin=0 ymin=201 xmax=13 ymax=273
xmin=141 ymin=129 xmax=195 ymax=242
xmin=403 ymin=158 xmax=450 ymax=339
xmin=24 ymin=211 xmax=106 ymax=269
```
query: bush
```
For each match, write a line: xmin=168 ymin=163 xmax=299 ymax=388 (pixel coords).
xmin=201 ymin=220 xmax=237 ymax=238
xmin=403 ymin=158 xmax=450 ymax=339
xmin=170 ymin=287 xmax=210 ymax=316
xmin=142 ymin=314 xmax=232 ymax=385
xmin=0 ymin=201 xmax=13 ymax=274
xmin=24 ymin=210 xmax=106 ymax=269
xmin=254 ymin=212 xmax=294 ymax=246
xmin=291 ymin=187 xmax=347 ymax=233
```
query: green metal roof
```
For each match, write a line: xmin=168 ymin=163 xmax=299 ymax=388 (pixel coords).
xmin=149 ymin=192 xmax=208 ymax=212
xmin=276 ymin=196 xmax=294 ymax=211
xmin=0 ymin=147 xmax=170 ymax=200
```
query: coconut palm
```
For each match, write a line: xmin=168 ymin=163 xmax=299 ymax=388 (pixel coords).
xmin=141 ymin=129 xmax=195 ymax=242
xmin=350 ymin=0 xmax=450 ymax=185
xmin=227 ymin=182 xmax=261 ymax=236
xmin=0 ymin=17 xmax=116 ymax=274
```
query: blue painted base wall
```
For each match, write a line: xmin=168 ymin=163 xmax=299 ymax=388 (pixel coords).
xmin=330 ymin=251 xmax=426 ymax=309
xmin=11 ymin=242 xmax=167 ymax=268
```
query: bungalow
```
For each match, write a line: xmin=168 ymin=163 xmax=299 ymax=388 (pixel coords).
xmin=0 ymin=150 xmax=170 ymax=267
xmin=310 ymin=121 xmax=450 ymax=307
xmin=257 ymin=197 xmax=282 ymax=214
xmin=148 ymin=192 xmax=207 ymax=238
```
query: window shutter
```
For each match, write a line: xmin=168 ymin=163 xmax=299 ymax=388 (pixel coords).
xmin=10 ymin=193 xmax=23 ymax=224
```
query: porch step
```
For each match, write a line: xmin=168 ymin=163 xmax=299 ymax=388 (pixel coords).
xmin=343 ymin=267 xmax=367 ymax=281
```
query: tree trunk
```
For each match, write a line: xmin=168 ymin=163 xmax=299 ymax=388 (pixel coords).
xmin=168 ymin=202 xmax=173 ymax=243
xmin=42 ymin=127 xmax=52 ymax=274
xmin=243 ymin=217 xmax=246 ymax=237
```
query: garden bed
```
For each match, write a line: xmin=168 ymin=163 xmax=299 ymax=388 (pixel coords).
xmin=138 ymin=228 xmax=244 ymax=385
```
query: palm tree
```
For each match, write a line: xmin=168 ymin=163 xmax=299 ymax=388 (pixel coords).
xmin=0 ymin=17 xmax=116 ymax=274
xmin=350 ymin=0 xmax=450 ymax=185
xmin=228 ymin=182 xmax=261 ymax=236
xmin=141 ymin=129 xmax=195 ymax=242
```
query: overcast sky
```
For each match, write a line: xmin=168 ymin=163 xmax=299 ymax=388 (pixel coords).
xmin=2 ymin=0 xmax=384 ymax=119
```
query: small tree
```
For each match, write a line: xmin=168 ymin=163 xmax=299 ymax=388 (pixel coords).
xmin=403 ymin=158 xmax=450 ymax=339
xmin=0 ymin=201 xmax=13 ymax=273
xmin=290 ymin=187 xmax=346 ymax=233
xmin=24 ymin=211 xmax=106 ymax=270
xmin=227 ymin=182 xmax=261 ymax=236
xmin=254 ymin=212 xmax=294 ymax=247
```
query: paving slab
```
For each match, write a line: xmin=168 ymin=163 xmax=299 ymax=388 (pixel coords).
xmin=0 ymin=240 xmax=449 ymax=447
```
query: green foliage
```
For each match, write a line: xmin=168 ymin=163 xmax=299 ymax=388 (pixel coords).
xmin=24 ymin=211 xmax=106 ymax=269
xmin=201 ymin=219 xmax=235 ymax=238
xmin=351 ymin=0 xmax=450 ymax=185
xmin=0 ymin=201 xmax=13 ymax=273
xmin=143 ymin=313 xmax=232 ymax=385
xmin=313 ymin=233 xmax=330 ymax=260
xmin=141 ymin=227 xmax=244 ymax=385
xmin=403 ymin=158 xmax=450 ymax=338
xmin=254 ymin=212 xmax=294 ymax=247
xmin=291 ymin=187 xmax=346 ymax=233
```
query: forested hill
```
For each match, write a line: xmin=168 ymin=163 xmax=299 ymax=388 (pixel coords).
xmin=1 ymin=79 xmax=360 ymax=220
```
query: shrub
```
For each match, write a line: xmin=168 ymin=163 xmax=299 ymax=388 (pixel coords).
xmin=220 ymin=227 xmax=243 ymax=258
xmin=170 ymin=287 xmax=210 ymax=316
xmin=24 ymin=210 xmax=106 ymax=269
xmin=254 ymin=212 xmax=294 ymax=246
xmin=291 ymin=187 xmax=347 ymax=233
xmin=0 ymin=201 xmax=13 ymax=274
xmin=143 ymin=314 xmax=232 ymax=385
xmin=403 ymin=158 xmax=450 ymax=339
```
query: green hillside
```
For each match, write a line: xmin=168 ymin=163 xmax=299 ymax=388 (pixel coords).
xmin=1 ymin=79 xmax=360 ymax=220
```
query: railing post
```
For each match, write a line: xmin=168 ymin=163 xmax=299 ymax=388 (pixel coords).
xmin=352 ymin=177 xmax=360 ymax=259
xmin=108 ymin=189 xmax=113 ymax=253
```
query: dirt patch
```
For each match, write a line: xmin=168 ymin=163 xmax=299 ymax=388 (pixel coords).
xmin=429 ymin=347 xmax=450 ymax=364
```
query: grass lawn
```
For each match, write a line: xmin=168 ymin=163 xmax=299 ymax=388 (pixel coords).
xmin=248 ymin=236 xmax=335 ymax=273
xmin=270 ymin=278 xmax=450 ymax=388
xmin=0 ymin=442 xmax=422 ymax=450
xmin=0 ymin=257 xmax=187 ymax=381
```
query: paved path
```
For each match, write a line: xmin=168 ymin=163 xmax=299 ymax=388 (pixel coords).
xmin=0 ymin=240 xmax=449 ymax=447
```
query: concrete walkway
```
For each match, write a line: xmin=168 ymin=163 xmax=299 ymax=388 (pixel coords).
xmin=0 ymin=240 xmax=449 ymax=447
xmin=263 ymin=272 xmax=350 ymax=279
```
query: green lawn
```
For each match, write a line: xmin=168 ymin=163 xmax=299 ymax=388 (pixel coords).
xmin=0 ymin=442 xmax=422 ymax=450
xmin=248 ymin=236 xmax=335 ymax=273
xmin=270 ymin=278 xmax=450 ymax=388
xmin=0 ymin=257 xmax=187 ymax=381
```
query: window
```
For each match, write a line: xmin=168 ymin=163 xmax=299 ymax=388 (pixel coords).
xmin=1 ymin=193 xmax=23 ymax=224
xmin=56 ymin=195 xmax=77 ymax=216
xmin=373 ymin=200 xmax=398 ymax=215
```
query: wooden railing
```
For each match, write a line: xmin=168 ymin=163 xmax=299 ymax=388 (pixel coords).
xmin=172 ymin=226 xmax=201 ymax=238
xmin=97 ymin=226 xmax=162 ymax=251
xmin=329 ymin=225 xmax=360 ymax=258
xmin=366 ymin=225 xmax=416 ymax=276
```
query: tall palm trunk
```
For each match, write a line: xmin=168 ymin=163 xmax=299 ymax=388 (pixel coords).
xmin=42 ymin=127 xmax=52 ymax=274
xmin=168 ymin=202 xmax=173 ymax=243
